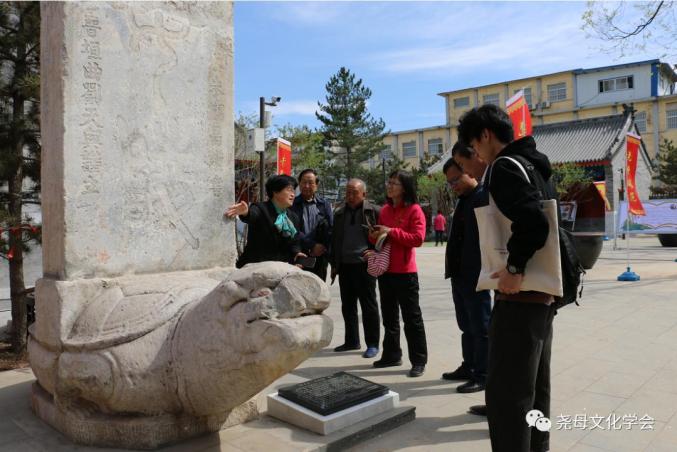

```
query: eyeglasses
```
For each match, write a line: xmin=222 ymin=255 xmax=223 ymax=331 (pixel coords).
xmin=447 ymin=175 xmax=462 ymax=187
xmin=386 ymin=181 xmax=402 ymax=187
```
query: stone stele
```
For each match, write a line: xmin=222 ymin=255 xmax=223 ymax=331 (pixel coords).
xmin=31 ymin=2 xmax=332 ymax=449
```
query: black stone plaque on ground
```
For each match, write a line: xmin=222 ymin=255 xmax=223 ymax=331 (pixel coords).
xmin=278 ymin=372 xmax=389 ymax=416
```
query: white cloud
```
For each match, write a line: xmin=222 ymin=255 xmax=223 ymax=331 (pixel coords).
xmin=271 ymin=100 xmax=319 ymax=117
xmin=368 ymin=15 xmax=602 ymax=77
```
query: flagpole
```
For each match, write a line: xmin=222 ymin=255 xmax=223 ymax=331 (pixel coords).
xmin=618 ymin=123 xmax=640 ymax=281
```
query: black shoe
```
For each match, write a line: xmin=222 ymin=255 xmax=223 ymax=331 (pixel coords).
xmin=408 ymin=365 xmax=425 ymax=377
xmin=334 ymin=343 xmax=360 ymax=352
xmin=442 ymin=365 xmax=473 ymax=381
xmin=457 ymin=380 xmax=486 ymax=393
xmin=373 ymin=358 xmax=402 ymax=368
xmin=468 ymin=405 xmax=487 ymax=416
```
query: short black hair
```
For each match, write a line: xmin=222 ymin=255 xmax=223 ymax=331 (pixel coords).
xmin=457 ymin=104 xmax=514 ymax=146
xmin=265 ymin=174 xmax=297 ymax=199
xmin=388 ymin=170 xmax=418 ymax=205
xmin=442 ymin=157 xmax=462 ymax=174
xmin=450 ymin=141 xmax=474 ymax=159
xmin=297 ymin=168 xmax=319 ymax=184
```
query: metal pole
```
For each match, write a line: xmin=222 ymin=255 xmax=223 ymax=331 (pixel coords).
xmin=259 ymin=96 xmax=265 ymax=202
xmin=626 ymin=104 xmax=634 ymax=269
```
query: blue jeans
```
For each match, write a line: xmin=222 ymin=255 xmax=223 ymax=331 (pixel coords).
xmin=451 ymin=280 xmax=491 ymax=383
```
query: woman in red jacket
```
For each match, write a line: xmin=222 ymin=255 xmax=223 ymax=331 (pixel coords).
xmin=369 ymin=170 xmax=428 ymax=377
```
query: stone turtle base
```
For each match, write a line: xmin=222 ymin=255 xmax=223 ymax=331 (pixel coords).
xmin=30 ymin=382 xmax=258 ymax=450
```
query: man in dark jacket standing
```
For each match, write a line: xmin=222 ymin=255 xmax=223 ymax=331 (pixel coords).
xmin=458 ymin=104 xmax=556 ymax=452
xmin=330 ymin=178 xmax=381 ymax=358
xmin=442 ymin=149 xmax=491 ymax=397
xmin=291 ymin=169 xmax=334 ymax=281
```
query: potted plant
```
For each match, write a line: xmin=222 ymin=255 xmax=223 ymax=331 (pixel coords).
xmin=552 ymin=163 xmax=603 ymax=269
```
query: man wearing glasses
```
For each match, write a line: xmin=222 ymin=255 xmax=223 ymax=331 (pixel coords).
xmin=442 ymin=143 xmax=492 ymax=403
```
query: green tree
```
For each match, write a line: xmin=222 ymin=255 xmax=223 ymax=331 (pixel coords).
xmin=276 ymin=123 xmax=326 ymax=177
xmin=653 ymin=138 xmax=677 ymax=192
xmin=552 ymin=162 xmax=593 ymax=198
xmin=316 ymin=67 xmax=388 ymax=180
xmin=0 ymin=2 xmax=41 ymax=353
xmin=582 ymin=1 xmax=675 ymax=57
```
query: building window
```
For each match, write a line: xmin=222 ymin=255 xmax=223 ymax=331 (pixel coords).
xmin=402 ymin=141 xmax=417 ymax=158
xmin=547 ymin=82 xmax=567 ymax=102
xmin=598 ymin=75 xmax=634 ymax=93
xmin=453 ymin=96 xmax=470 ymax=108
xmin=428 ymin=138 xmax=443 ymax=156
xmin=514 ymin=87 xmax=533 ymax=108
xmin=483 ymin=93 xmax=499 ymax=106
xmin=635 ymin=111 xmax=647 ymax=133
xmin=667 ymin=105 xmax=677 ymax=129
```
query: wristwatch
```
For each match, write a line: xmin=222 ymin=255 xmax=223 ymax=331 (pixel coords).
xmin=506 ymin=264 xmax=524 ymax=275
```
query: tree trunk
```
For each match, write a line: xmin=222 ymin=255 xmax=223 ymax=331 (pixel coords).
xmin=9 ymin=16 xmax=27 ymax=354
xmin=346 ymin=146 xmax=352 ymax=180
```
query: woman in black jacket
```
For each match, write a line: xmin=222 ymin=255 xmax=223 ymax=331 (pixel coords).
xmin=225 ymin=175 xmax=306 ymax=267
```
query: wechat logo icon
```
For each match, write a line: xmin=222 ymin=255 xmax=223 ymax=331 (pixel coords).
xmin=525 ymin=409 xmax=552 ymax=432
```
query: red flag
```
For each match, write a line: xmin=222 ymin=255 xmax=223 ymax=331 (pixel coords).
xmin=625 ymin=133 xmax=645 ymax=216
xmin=506 ymin=90 xmax=533 ymax=139
xmin=277 ymin=138 xmax=292 ymax=176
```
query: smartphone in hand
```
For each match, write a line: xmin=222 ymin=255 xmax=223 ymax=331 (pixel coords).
xmin=296 ymin=256 xmax=317 ymax=269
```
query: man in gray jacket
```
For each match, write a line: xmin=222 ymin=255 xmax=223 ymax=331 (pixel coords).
xmin=330 ymin=179 xmax=381 ymax=358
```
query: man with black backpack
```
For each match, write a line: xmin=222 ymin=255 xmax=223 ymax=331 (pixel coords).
xmin=458 ymin=104 xmax=557 ymax=452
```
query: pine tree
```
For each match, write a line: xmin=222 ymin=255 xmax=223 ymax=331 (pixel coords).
xmin=0 ymin=2 xmax=41 ymax=353
xmin=655 ymin=139 xmax=677 ymax=189
xmin=316 ymin=67 xmax=387 ymax=180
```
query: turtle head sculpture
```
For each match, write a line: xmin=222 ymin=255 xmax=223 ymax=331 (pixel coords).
xmin=29 ymin=262 xmax=333 ymax=422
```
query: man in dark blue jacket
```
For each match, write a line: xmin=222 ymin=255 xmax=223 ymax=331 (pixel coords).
xmin=442 ymin=150 xmax=491 ymax=396
xmin=291 ymin=169 xmax=334 ymax=281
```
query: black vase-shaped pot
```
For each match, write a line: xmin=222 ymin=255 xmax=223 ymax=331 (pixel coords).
xmin=572 ymin=234 xmax=604 ymax=270
xmin=658 ymin=234 xmax=677 ymax=247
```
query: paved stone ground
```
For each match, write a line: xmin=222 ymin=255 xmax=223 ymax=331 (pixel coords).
xmin=1 ymin=236 xmax=676 ymax=451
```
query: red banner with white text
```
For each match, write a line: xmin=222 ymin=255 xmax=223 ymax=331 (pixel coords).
xmin=277 ymin=138 xmax=292 ymax=176
xmin=625 ymin=133 xmax=645 ymax=216
xmin=506 ymin=90 xmax=533 ymax=140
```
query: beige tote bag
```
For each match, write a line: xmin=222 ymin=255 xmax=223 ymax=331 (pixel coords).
xmin=474 ymin=156 xmax=563 ymax=296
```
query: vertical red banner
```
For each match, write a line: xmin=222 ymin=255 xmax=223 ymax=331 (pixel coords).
xmin=277 ymin=138 xmax=292 ymax=176
xmin=506 ymin=90 xmax=533 ymax=139
xmin=625 ymin=133 xmax=646 ymax=216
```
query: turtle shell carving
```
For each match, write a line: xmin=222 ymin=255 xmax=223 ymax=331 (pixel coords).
xmin=65 ymin=285 xmax=210 ymax=351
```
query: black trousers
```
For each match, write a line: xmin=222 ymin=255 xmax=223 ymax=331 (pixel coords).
xmin=306 ymin=255 xmax=328 ymax=281
xmin=338 ymin=263 xmax=380 ymax=348
xmin=434 ymin=230 xmax=445 ymax=245
xmin=451 ymin=281 xmax=491 ymax=383
xmin=377 ymin=273 xmax=428 ymax=366
xmin=486 ymin=300 xmax=555 ymax=452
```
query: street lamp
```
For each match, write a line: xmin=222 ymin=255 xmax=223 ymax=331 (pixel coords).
xmin=258 ymin=96 xmax=281 ymax=202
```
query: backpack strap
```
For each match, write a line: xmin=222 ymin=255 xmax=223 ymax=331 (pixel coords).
xmin=491 ymin=156 xmax=531 ymax=184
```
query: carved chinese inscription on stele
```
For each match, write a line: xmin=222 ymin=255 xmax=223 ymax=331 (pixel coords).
xmin=58 ymin=2 xmax=234 ymax=278
xmin=79 ymin=6 xmax=103 ymax=197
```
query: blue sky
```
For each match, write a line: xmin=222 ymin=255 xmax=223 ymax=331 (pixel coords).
xmin=234 ymin=1 xmax=670 ymax=133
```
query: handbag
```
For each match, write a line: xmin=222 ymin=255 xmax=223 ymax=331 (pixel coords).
xmin=366 ymin=233 xmax=391 ymax=277
xmin=474 ymin=156 xmax=563 ymax=296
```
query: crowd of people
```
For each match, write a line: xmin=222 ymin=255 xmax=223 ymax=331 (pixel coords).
xmin=225 ymin=103 xmax=558 ymax=452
